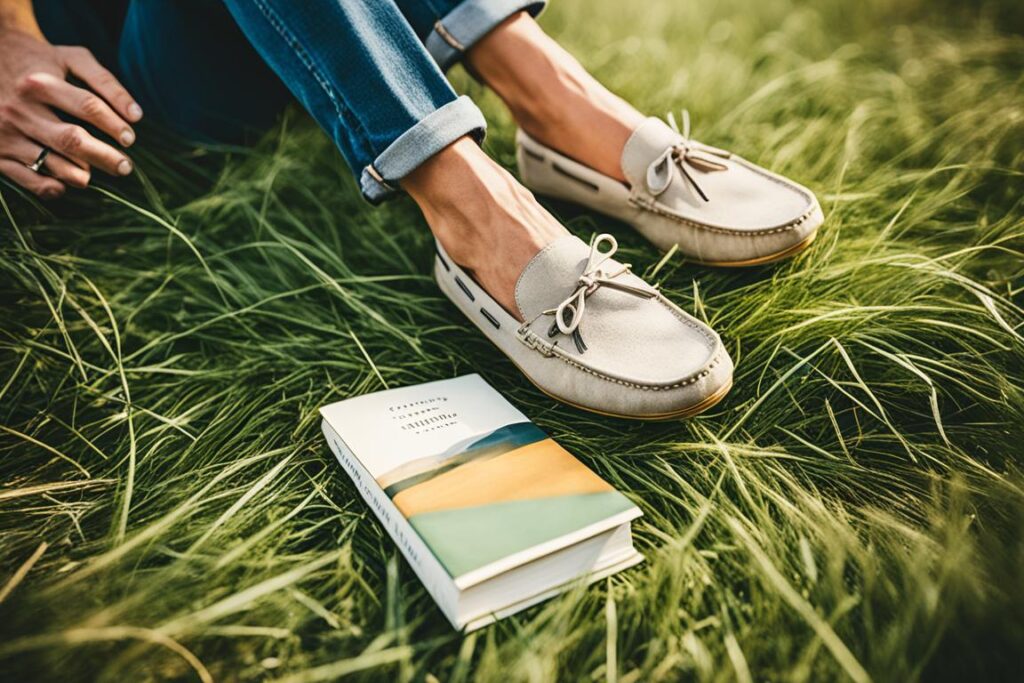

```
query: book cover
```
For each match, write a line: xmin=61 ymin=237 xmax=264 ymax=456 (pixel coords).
xmin=319 ymin=374 xmax=642 ymax=586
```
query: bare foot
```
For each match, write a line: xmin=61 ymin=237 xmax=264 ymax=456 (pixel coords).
xmin=402 ymin=137 xmax=567 ymax=320
xmin=467 ymin=12 xmax=645 ymax=183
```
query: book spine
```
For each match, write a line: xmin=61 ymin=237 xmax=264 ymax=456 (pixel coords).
xmin=320 ymin=419 xmax=460 ymax=626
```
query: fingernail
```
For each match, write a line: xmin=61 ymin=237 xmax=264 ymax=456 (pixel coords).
xmin=120 ymin=129 xmax=135 ymax=146
xmin=41 ymin=187 xmax=63 ymax=200
xmin=118 ymin=159 xmax=133 ymax=175
xmin=128 ymin=103 xmax=143 ymax=120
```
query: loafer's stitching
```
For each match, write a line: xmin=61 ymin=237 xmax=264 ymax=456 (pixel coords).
xmin=519 ymin=328 xmax=725 ymax=391
xmin=630 ymin=192 xmax=819 ymax=236
xmin=651 ymin=294 xmax=718 ymax=348
xmin=516 ymin=291 xmax=722 ymax=389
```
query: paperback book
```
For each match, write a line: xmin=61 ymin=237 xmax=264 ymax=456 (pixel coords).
xmin=319 ymin=374 xmax=643 ymax=631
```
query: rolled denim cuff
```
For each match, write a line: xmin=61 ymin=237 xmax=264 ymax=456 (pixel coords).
xmin=426 ymin=0 xmax=547 ymax=72
xmin=360 ymin=95 xmax=486 ymax=204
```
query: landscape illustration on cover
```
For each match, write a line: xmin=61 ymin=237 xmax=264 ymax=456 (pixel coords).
xmin=374 ymin=421 xmax=635 ymax=579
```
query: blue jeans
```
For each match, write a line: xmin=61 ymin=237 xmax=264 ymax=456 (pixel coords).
xmin=35 ymin=0 xmax=546 ymax=203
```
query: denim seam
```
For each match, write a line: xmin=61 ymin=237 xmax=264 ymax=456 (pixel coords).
xmin=249 ymin=0 xmax=375 ymax=162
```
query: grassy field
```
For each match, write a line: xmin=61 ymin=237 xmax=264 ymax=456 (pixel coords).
xmin=1 ymin=0 xmax=1022 ymax=680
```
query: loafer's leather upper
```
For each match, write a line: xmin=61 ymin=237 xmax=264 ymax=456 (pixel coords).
xmin=517 ymin=116 xmax=824 ymax=264
xmin=435 ymin=233 xmax=733 ymax=418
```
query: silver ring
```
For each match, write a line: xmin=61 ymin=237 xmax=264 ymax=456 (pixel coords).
xmin=26 ymin=146 xmax=51 ymax=173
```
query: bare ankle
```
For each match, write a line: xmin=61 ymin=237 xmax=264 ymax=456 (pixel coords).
xmin=402 ymin=137 xmax=532 ymax=253
xmin=403 ymin=137 xmax=490 ymax=212
xmin=466 ymin=13 xmax=643 ymax=182
xmin=401 ymin=136 xmax=565 ymax=318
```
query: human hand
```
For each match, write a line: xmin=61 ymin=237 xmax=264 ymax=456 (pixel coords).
xmin=0 ymin=28 xmax=142 ymax=198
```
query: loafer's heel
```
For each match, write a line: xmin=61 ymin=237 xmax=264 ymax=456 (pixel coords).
xmin=514 ymin=133 xmax=555 ymax=196
xmin=433 ymin=246 xmax=505 ymax=345
xmin=515 ymin=130 xmax=629 ymax=215
xmin=433 ymin=251 xmax=467 ymax=319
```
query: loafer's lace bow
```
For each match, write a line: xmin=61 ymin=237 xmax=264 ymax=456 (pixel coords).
xmin=542 ymin=234 xmax=656 ymax=353
xmin=646 ymin=110 xmax=731 ymax=202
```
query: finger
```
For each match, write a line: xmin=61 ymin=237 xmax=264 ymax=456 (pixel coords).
xmin=0 ymin=158 xmax=66 ymax=199
xmin=4 ymin=135 xmax=91 ymax=188
xmin=17 ymin=106 xmax=132 ymax=177
xmin=20 ymin=72 xmax=135 ymax=146
xmin=57 ymin=46 xmax=142 ymax=123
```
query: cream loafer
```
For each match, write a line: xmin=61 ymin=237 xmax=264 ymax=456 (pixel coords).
xmin=434 ymin=233 xmax=733 ymax=419
xmin=517 ymin=114 xmax=824 ymax=266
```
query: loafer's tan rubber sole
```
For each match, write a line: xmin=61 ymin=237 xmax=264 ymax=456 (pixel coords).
xmin=688 ymin=231 xmax=817 ymax=268
xmin=523 ymin=372 xmax=733 ymax=421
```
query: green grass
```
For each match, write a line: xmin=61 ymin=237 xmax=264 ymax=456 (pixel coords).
xmin=1 ymin=0 xmax=1022 ymax=680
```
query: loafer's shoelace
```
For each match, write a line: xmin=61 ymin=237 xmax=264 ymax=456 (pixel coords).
xmin=647 ymin=110 xmax=731 ymax=202
xmin=539 ymin=234 xmax=657 ymax=353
